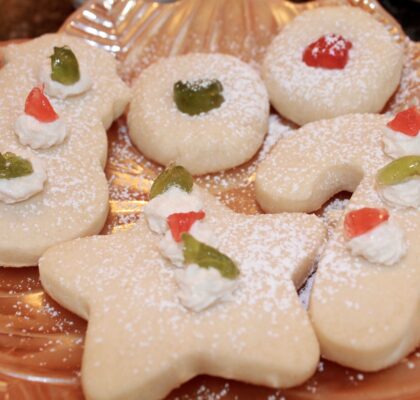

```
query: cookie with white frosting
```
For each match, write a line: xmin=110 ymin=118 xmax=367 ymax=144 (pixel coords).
xmin=0 ymin=34 xmax=130 ymax=266
xmin=256 ymin=113 xmax=419 ymax=371
xmin=14 ymin=86 xmax=68 ymax=149
xmin=262 ymin=6 xmax=403 ymax=125
xmin=39 ymin=165 xmax=326 ymax=400
xmin=128 ymin=53 xmax=269 ymax=175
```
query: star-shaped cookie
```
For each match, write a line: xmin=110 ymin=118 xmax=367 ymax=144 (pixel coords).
xmin=256 ymin=113 xmax=420 ymax=371
xmin=39 ymin=186 xmax=325 ymax=400
xmin=0 ymin=34 xmax=130 ymax=266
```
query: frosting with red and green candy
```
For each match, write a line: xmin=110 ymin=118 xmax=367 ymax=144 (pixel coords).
xmin=342 ymin=108 xmax=420 ymax=264
xmin=11 ymin=46 xmax=96 ymax=201
xmin=0 ymin=34 xmax=131 ymax=266
xmin=9 ymin=46 xmax=102 ymax=203
xmin=378 ymin=108 xmax=420 ymax=208
xmin=342 ymin=109 xmax=420 ymax=264
xmin=143 ymin=165 xmax=240 ymax=312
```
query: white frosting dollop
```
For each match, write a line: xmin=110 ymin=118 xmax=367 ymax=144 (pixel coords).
xmin=39 ymin=59 xmax=92 ymax=99
xmin=0 ymin=151 xmax=47 ymax=204
xmin=14 ymin=114 xmax=67 ymax=150
xmin=175 ymin=263 xmax=238 ymax=312
xmin=378 ymin=178 xmax=420 ymax=208
xmin=159 ymin=220 xmax=217 ymax=267
xmin=347 ymin=220 xmax=406 ymax=266
xmin=383 ymin=127 xmax=420 ymax=159
xmin=143 ymin=186 xmax=203 ymax=234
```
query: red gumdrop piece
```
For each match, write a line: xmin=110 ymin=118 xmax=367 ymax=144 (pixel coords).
xmin=167 ymin=211 xmax=206 ymax=242
xmin=344 ymin=208 xmax=389 ymax=239
xmin=387 ymin=107 xmax=420 ymax=137
xmin=303 ymin=33 xmax=353 ymax=70
xmin=24 ymin=86 xmax=59 ymax=123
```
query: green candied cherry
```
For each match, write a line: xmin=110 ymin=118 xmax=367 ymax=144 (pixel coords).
xmin=0 ymin=152 xmax=33 ymax=179
xmin=50 ymin=46 xmax=80 ymax=86
xmin=173 ymin=79 xmax=225 ymax=116
xmin=377 ymin=156 xmax=420 ymax=186
xmin=149 ymin=165 xmax=193 ymax=199
xmin=182 ymin=233 xmax=240 ymax=280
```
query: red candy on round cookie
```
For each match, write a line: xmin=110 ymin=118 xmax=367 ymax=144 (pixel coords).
xmin=25 ymin=86 xmax=59 ymax=123
xmin=303 ymin=33 xmax=352 ymax=69
xmin=344 ymin=207 xmax=389 ymax=239
xmin=167 ymin=210 xmax=206 ymax=242
xmin=387 ymin=107 xmax=420 ymax=137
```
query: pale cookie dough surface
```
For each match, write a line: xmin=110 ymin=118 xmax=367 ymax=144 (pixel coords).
xmin=39 ymin=186 xmax=325 ymax=400
xmin=0 ymin=34 xmax=130 ymax=266
xmin=128 ymin=53 xmax=269 ymax=175
xmin=262 ymin=6 xmax=403 ymax=126
xmin=255 ymin=114 xmax=420 ymax=371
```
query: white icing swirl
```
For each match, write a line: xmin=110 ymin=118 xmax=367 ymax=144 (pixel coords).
xmin=39 ymin=59 xmax=92 ymax=99
xmin=347 ymin=220 xmax=406 ymax=266
xmin=14 ymin=114 xmax=67 ymax=150
xmin=0 ymin=151 xmax=47 ymax=204
xmin=378 ymin=178 xmax=420 ymax=208
xmin=383 ymin=127 xmax=420 ymax=159
xmin=159 ymin=220 xmax=217 ymax=267
xmin=143 ymin=186 xmax=203 ymax=234
xmin=175 ymin=264 xmax=238 ymax=312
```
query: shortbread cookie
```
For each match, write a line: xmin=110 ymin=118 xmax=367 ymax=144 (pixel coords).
xmin=262 ymin=7 xmax=403 ymax=126
xmin=0 ymin=34 xmax=130 ymax=266
xmin=255 ymin=113 xmax=420 ymax=371
xmin=128 ymin=53 xmax=269 ymax=175
xmin=39 ymin=168 xmax=325 ymax=400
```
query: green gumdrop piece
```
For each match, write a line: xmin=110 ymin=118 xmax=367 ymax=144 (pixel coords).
xmin=50 ymin=46 xmax=80 ymax=85
xmin=173 ymin=79 xmax=225 ymax=116
xmin=377 ymin=156 xmax=420 ymax=186
xmin=149 ymin=165 xmax=193 ymax=199
xmin=182 ymin=233 xmax=240 ymax=280
xmin=0 ymin=152 xmax=33 ymax=179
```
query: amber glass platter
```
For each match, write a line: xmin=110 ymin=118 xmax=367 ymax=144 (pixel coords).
xmin=0 ymin=0 xmax=419 ymax=398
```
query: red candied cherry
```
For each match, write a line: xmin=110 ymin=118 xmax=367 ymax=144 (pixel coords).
xmin=167 ymin=210 xmax=206 ymax=242
xmin=24 ymin=86 xmax=59 ymax=123
xmin=344 ymin=208 xmax=389 ymax=239
xmin=387 ymin=107 xmax=420 ymax=137
xmin=303 ymin=33 xmax=352 ymax=70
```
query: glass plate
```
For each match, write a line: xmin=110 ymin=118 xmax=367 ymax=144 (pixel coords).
xmin=0 ymin=0 xmax=419 ymax=399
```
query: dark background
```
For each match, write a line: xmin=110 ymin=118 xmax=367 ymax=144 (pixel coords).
xmin=0 ymin=0 xmax=419 ymax=41
xmin=380 ymin=0 xmax=420 ymax=40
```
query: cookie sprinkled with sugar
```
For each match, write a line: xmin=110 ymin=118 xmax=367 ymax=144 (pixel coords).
xmin=39 ymin=185 xmax=325 ymax=400
xmin=128 ymin=53 xmax=269 ymax=175
xmin=0 ymin=34 xmax=130 ymax=266
xmin=263 ymin=6 xmax=403 ymax=125
xmin=256 ymin=112 xmax=420 ymax=371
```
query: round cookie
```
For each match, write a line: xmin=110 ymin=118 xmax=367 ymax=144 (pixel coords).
xmin=262 ymin=6 xmax=403 ymax=126
xmin=128 ymin=53 xmax=269 ymax=175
